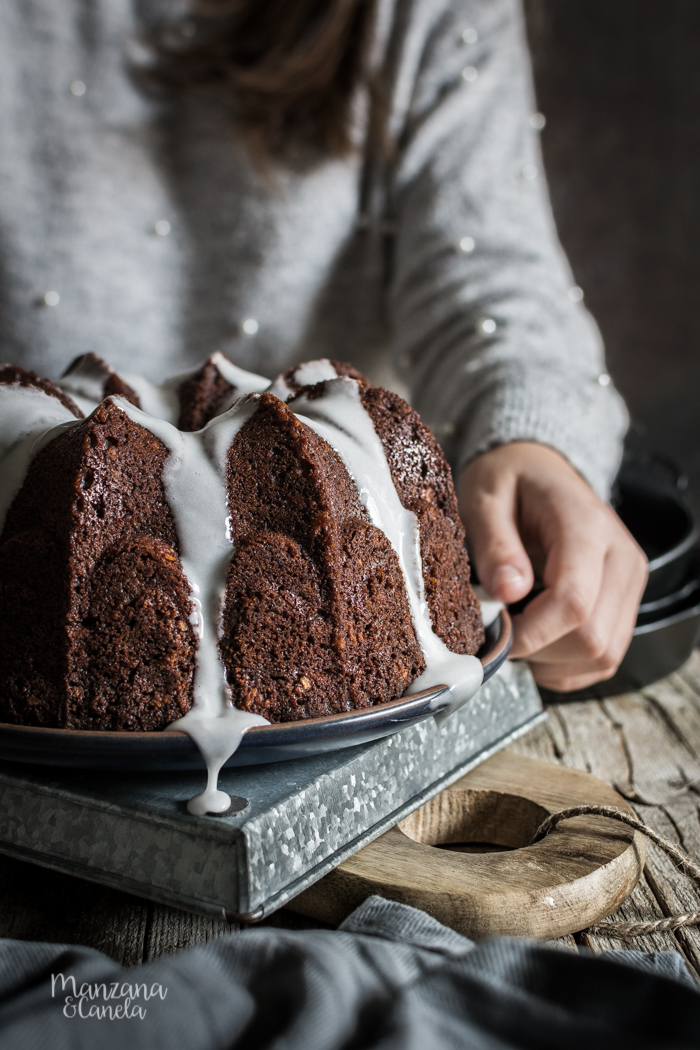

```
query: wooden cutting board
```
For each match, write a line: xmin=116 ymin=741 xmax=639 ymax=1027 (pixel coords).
xmin=289 ymin=752 xmax=645 ymax=940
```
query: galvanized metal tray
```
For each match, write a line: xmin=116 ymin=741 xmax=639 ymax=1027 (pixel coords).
xmin=0 ymin=647 xmax=544 ymax=921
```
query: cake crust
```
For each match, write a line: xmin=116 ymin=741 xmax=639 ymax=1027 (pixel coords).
xmin=60 ymin=353 xmax=142 ymax=409
xmin=0 ymin=364 xmax=84 ymax=418
xmin=221 ymin=394 xmax=425 ymax=721
xmin=0 ymin=399 xmax=196 ymax=729
xmin=0 ymin=358 xmax=484 ymax=732
xmin=358 ymin=385 xmax=484 ymax=656
xmin=292 ymin=378 xmax=485 ymax=657
xmin=177 ymin=357 xmax=235 ymax=431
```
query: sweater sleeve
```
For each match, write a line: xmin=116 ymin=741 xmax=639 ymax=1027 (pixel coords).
xmin=386 ymin=0 xmax=628 ymax=500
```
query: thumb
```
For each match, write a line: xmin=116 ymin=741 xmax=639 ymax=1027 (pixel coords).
xmin=461 ymin=483 xmax=534 ymax=605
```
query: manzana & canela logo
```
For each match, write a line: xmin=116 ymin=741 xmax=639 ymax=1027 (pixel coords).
xmin=51 ymin=973 xmax=167 ymax=1020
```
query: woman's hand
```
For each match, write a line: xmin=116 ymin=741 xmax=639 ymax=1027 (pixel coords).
xmin=458 ymin=442 xmax=648 ymax=691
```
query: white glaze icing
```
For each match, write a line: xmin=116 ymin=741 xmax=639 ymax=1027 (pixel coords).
xmin=266 ymin=375 xmax=293 ymax=400
xmin=209 ymin=352 xmax=269 ymax=402
xmin=58 ymin=355 xmax=181 ymax=421
xmin=2 ymin=361 xmax=484 ymax=814
xmin=59 ymin=355 xmax=113 ymax=410
xmin=473 ymin=585 xmax=504 ymax=628
xmin=124 ymin=356 xmax=271 ymax=425
xmin=120 ymin=372 xmax=181 ymax=424
xmin=292 ymin=358 xmax=338 ymax=386
xmin=113 ymin=395 xmax=269 ymax=815
xmin=0 ymin=386 xmax=79 ymax=532
xmin=65 ymin=391 xmax=102 ymax=417
xmin=292 ymin=378 xmax=484 ymax=716
xmin=266 ymin=359 xmax=339 ymax=402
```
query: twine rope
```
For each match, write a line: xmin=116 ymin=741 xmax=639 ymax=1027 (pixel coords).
xmin=531 ymin=804 xmax=700 ymax=941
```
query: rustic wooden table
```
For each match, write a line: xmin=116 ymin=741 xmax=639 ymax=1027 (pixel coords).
xmin=2 ymin=655 xmax=700 ymax=977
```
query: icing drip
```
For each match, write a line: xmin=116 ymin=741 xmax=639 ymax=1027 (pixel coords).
xmin=292 ymin=379 xmax=484 ymax=716
xmin=209 ymin=353 xmax=270 ymax=403
xmin=63 ymin=391 xmax=101 ymax=417
xmin=59 ymin=354 xmax=271 ymax=427
xmin=2 ymin=361 xmax=484 ymax=814
xmin=473 ymin=585 xmax=504 ymax=628
xmin=266 ymin=359 xmax=339 ymax=402
xmin=120 ymin=372 xmax=181 ymax=424
xmin=124 ymin=356 xmax=270 ymax=424
xmin=58 ymin=356 xmax=182 ymax=420
xmin=0 ymin=386 xmax=79 ymax=532
xmin=266 ymin=375 xmax=293 ymax=400
xmin=114 ymin=395 xmax=269 ymax=815
xmin=292 ymin=359 xmax=338 ymax=386
xmin=59 ymin=355 xmax=113 ymax=413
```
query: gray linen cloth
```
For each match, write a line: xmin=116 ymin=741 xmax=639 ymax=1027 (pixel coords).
xmin=0 ymin=0 xmax=627 ymax=497
xmin=0 ymin=896 xmax=697 ymax=1049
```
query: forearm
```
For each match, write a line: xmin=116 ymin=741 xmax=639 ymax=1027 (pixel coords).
xmin=387 ymin=0 xmax=627 ymax=499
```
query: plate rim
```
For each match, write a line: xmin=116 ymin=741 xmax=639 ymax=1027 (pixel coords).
xmin=0 ymin=610 xmax=512 ymax=748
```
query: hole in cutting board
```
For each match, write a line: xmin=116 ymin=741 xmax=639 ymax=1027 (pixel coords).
xmin=436 ymin=842 xmax=513 ymax=855
xmin=398 ymin=787 xmax=549 ymax=853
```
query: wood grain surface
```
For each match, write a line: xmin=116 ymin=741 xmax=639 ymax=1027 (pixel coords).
xmin=287 ymin=752 xmax=645 ymax=939
xmin=2 ymin=654 xmax=700 ymax=977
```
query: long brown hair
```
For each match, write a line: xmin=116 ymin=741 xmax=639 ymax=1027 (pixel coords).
xmin=155 ymin=0 xmax=379 ymax=165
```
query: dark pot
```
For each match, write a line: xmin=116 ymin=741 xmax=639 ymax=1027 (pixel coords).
xmin=613 ymin=454 xmax=698 ymax=603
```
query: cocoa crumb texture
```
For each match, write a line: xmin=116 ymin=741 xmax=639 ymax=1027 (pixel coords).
xmin=0 ymin=361 xmax=483 ymax=730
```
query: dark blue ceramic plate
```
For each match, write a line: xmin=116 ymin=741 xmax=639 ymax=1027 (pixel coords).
xmin=0 ymin=611 xmax=512 ymax=771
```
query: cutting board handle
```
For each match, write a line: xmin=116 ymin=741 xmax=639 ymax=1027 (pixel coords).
xmin=290 ymin=752 xmax=645 ymax=940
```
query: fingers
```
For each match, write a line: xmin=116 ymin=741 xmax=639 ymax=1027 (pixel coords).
xmin=460 ymin=441 xmax=648 ymax=693
xmin=459 ymin=468 xmax=534 ymax=605
xmin=528 ymin=665 xmax=615 ymax=693
xmin=509 ymin=503 xmax=609 ymax=659
xmin=470 ymin=493 xmax=534 ymax=603
xmin=527 ymin=588 xmax=637 ymax=692
xmin=517 ymin=515 xmax=648 ymax=691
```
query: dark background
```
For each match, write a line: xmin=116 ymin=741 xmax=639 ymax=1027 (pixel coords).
xmin=523 ymin=0 xmax=700 ymax=509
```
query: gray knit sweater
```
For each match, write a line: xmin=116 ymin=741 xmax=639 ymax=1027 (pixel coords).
xmin=0 ymin=0 xmax=627 ymax=497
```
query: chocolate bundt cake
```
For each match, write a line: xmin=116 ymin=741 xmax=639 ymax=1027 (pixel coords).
xmin=0 ymin=354 xmax=484 ymax=744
